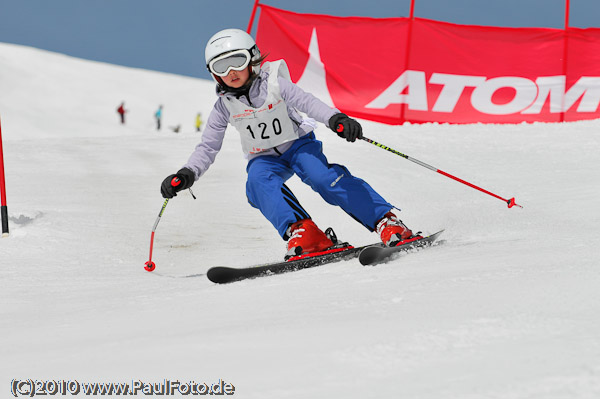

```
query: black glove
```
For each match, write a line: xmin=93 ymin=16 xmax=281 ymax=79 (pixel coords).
xmin=160 ymin=168 xmax=195 ymax=198
xmin=328 ymin=113 xmax=363 ymax=142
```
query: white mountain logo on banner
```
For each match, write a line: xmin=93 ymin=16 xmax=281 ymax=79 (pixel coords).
xmin=296 ymin=28 xmax=335 ymax=108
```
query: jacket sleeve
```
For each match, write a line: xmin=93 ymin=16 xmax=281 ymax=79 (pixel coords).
xmin=278 ymin=77 xmax=339 ymax=125
xmin=183 ymin=100 xmax=229 ymax=179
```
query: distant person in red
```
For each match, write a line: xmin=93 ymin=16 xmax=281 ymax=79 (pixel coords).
xmin=117 ymin=102 xmax=126 ymax=124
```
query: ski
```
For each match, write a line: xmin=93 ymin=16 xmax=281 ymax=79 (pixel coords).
xmin=206 ymin=230 xmax=444 ymax=283
xmin=358 ymin=230 xmax=444 ymax=266
xmin=207 ymin=243 xmax=379 ymax=284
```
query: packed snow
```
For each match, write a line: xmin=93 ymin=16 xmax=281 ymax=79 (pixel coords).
xmin=1 ymin=42 xmax=599 ymax=399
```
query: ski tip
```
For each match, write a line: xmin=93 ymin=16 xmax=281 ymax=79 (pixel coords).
xmin=359 ymin=229 xmax=445 ymax=266
xmin=207 ymin=267 xmax=235 ymax=284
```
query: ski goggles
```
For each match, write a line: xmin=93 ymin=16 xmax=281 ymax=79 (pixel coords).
xmin=208 ymin=49 xmax=251 ymax=77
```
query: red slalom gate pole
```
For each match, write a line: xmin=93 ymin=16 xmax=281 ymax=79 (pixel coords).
xmin=246 ymin=0 xmax=260 ymax=34
xmin=0 ymin=115 xmax=9 ymax=237
xmin=560 ymin=0 xmax=571 ymax=122
xmin=361 ymin=136 xmax=523 ymax=209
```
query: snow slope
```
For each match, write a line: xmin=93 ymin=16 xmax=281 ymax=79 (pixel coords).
xmin=1 ymin=42 xmax=599 ymax=399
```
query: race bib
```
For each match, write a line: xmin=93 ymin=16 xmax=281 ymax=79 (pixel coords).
xmin=223 ymin=60 xmax=298 ymax=155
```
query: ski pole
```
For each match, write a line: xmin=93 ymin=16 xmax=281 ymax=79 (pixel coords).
xmin=144 ymin=177 xmax=196 ymax=272
xmin=144 ymin=198 xmax=169 ymax=272
xmin=359 ymin=135 xmax=522 ymax=209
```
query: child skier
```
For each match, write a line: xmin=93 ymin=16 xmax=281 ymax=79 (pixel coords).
xmin=160 ymin=28 xmax=412 ymax=258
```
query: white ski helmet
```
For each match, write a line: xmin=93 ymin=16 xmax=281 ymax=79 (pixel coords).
xmin=205 ymin=28 xmax=261 ymax=82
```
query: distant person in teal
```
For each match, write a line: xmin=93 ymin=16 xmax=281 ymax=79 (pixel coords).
xmin=154 ymin=105 xmax=163 ymax=130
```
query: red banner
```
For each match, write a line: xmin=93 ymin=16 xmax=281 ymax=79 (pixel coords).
xmin=256 ymin=5 xmax=600 ymax=124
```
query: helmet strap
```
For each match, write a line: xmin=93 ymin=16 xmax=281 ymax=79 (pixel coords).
xmin=213 ymin=74 xmax=225 ymax=88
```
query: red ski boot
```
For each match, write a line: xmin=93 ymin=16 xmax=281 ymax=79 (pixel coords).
xmin=286 ymin=219 xmax=334 ymax=258
xmin=376 ymin=211 xmax=413 ymax=247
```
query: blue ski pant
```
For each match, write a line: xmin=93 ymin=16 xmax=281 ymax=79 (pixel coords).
xmin=246 ymin=133 xmax=394 ymax=239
